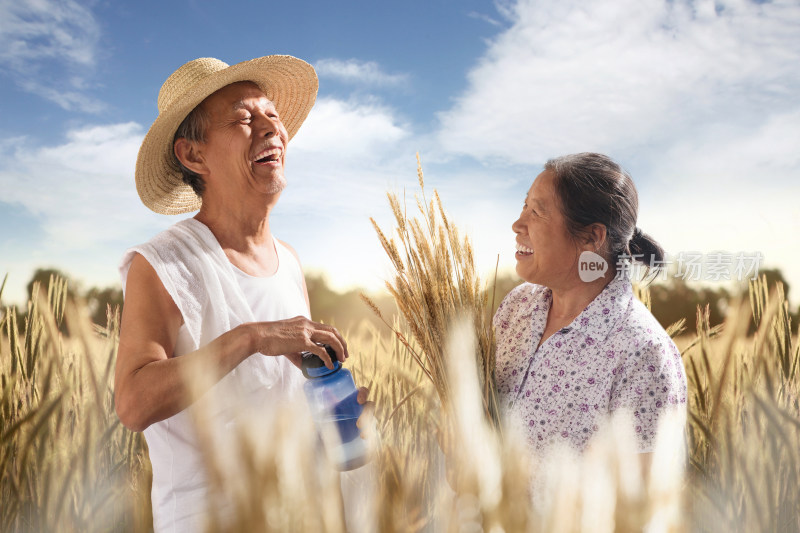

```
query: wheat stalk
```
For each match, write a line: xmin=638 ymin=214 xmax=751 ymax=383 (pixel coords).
xmin=365 ymin=155 xmax=500 ymax=433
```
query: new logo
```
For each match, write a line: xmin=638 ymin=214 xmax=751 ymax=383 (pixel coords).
xmin=578 ymin=251 xmax=608 ymax=282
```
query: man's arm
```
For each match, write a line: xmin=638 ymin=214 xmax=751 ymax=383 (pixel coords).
xmin=114 ymin=253 xmax=346 ymax=432
xmin=277 ymin=239 xmax=341 ymax=369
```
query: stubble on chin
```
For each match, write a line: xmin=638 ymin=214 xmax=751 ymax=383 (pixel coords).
xmin=265 ymin=174 xmax=287 ymax=195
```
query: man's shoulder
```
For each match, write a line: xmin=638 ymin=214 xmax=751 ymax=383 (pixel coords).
xmin=120 ymin=218 xmax=206 ymax=288
xmin=275 ymin=238 xmax=301 ymax=262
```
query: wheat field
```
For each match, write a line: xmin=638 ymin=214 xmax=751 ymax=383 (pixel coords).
xmin=2 ymin=166 xmax=799 ymax=531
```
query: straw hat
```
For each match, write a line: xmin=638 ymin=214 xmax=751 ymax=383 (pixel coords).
xmin=135 ymin=55 xmax=318 ymax=214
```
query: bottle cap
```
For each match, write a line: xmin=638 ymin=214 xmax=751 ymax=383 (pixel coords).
xmin=300 ymin=344 xmax=341 ymax=379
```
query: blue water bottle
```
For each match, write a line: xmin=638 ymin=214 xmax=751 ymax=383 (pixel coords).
xmin=301 ymin=346 xmax=370 ymax=471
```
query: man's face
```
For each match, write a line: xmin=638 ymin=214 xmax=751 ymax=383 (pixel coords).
xmin=198 ymin=81 xmax=289 ymax=197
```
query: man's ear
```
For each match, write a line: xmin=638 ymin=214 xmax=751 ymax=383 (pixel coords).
xmin=174 ymin=138 xmax=207 ymax=175
xmin=583 ymin=223 xmax=608 ymax=252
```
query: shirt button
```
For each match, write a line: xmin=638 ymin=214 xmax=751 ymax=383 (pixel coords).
xmin=560 ymin=327 xmax=571 ymax=334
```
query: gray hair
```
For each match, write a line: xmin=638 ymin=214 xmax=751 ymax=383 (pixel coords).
xmin=544 ymin=152 xmax=664 ymax=275
xmin=172 ymin=104 xmax=209 ymax=197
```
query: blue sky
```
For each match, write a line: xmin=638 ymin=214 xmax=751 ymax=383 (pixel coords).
xmin=1 ymin=0 xmax=799 ymax=307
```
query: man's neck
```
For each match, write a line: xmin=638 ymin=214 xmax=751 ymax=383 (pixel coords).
xmin=193 ymin=191 xmax=282 ymax=276
xmin=194 ymin=188 xmax=280 ymax=249
xmin=196 ymin=208 xmax=270 ymax=249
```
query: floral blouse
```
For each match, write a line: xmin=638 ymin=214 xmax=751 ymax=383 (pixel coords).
xmin=493 ymin=276 xmax=687 ymax=453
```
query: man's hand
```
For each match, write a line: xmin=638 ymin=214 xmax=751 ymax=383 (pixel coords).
xmin=355 ymin=386 xmax=376 ymax=443
xmin=247 ymin=316 xmax=349 ymax=369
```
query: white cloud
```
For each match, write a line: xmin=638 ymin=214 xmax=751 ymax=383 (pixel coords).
xmin=0 ymin=122 xmax=176 ymax=303
xmin=287 ymin=96 xmax=528 ymax=295
xmin=21 ymin=122 xmax=145 ymax=179
xmin=291 ymin=97 xmax=409 ymax=159
xmin=637 ymin=108 xmax=800 ymax=299
xmin=0 ymin=0 xmax=98 ymax=66
xmin=468 ymin=10 xmax=503 ymax=27
xmin=280 ymin=95 xmax=527 ymax=296
xmin=314 ymin=58 xmax=408 ymax=87
xmin=275 ymin=96 xmax=419 ymax=291
xmin=0 ymin=0 xmax=103 ymax=112
xmin=4 ymin=122 xmax=144 ymax=220
xmin=8 ymin=121 xmax=177 ymax=248
xmin=437 ymin=0 xmax=800 ymax=165
xmin=19 ymin=79 xmax=107 ymax=114
xmin=436 ymin=0 xmax=800 ymax=304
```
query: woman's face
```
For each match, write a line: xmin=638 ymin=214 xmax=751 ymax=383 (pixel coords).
xmin=512 ymin=169 xmax=582 ymax=288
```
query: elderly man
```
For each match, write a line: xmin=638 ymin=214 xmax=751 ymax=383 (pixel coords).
xmin=114 ymin=56 xmax=367 ymax=532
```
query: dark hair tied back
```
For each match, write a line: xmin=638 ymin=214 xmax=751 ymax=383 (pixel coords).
xmin=627 ymin=226 xmax=665 ymax=277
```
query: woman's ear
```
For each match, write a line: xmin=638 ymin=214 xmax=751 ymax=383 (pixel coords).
xmin=584 ymin=223 xmax=608 ymax=251
xmin=174 ymin=138 xmax=207 ymax=175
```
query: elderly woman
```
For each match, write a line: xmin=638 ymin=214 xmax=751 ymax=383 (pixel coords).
xmin=493 ymin=153 xmax=687 ymax=456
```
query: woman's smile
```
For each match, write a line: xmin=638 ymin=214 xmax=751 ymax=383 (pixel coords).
xmin=515 ymin=242 xmax=534 ymax=258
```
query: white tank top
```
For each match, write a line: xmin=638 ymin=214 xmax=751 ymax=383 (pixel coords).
xmin=145 ymin=237 xmax=308 ymax=533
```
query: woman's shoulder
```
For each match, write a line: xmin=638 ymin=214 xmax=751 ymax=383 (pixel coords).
xmin=498 ymin=281 xmax=546 ymax=307
xmin=625 ymin=296 xmax=671 ymax=334
xmin=610 ymin=296 xmax=681 ymax=362
xmin=493 ymin=282 xmax=547 ymax=322
xmin=607 ymin=296 xmax=688 ymax=427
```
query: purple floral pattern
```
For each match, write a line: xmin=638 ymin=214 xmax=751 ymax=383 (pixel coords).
xmin=493 ymin=276 xmax=687 ymax=453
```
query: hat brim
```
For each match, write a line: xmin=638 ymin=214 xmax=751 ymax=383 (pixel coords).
xmin=136 ymin=55 xmax=318 ymax=215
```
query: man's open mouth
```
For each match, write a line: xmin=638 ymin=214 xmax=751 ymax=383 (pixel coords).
xmin=253 ymin=147 xmax=282 ymax=164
